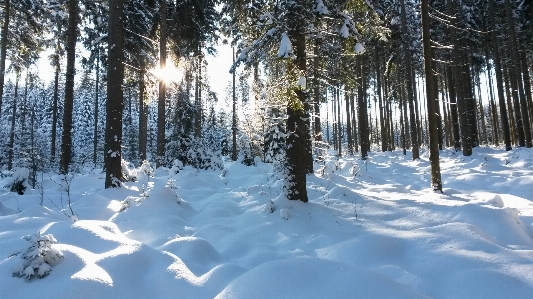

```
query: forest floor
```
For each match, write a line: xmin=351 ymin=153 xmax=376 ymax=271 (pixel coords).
xmin=1 ymin=146 xmax=532 ymax=298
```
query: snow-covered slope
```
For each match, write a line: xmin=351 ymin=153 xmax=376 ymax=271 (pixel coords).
xmin=1 ymin=147 xmax=532 ymax=298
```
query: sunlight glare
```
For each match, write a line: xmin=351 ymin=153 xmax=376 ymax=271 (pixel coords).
xmin=151 ymin=64 xmax=183 ymax=84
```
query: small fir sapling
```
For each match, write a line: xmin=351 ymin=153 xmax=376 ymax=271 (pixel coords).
xmin=10 ymin=168 xmax=30 ymax=195
xmin=279 ymin=209 xmax=290 ymax=220
xmin=12 ymin=232 xmax=63 ymax=280
xmin=264 ymin=199 xmax=275 ymax=213
xmin=170 ymin=159 xmax=183 ymax=176
xmin=121 ymin=159 xmax=137 ymax=181
xmin=166 ymin=178 xmax=182 ymax=204
xmin=138 ymin=160 xmax=154 ymax=197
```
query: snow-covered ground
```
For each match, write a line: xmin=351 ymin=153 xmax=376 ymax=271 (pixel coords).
xmin=1 ymin=146 xmax=532 ymax=298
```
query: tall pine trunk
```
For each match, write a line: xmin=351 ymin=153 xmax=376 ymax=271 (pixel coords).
xmin=285 ymin=10 xmax=308 ymax=202
xmin=93 ymin=53 xmax=100 ymax=166
xmin=0 ymin=0 xmax=10 ymax=114
xmin=488 ymin=0 xmax=512 ymax=150
xmin=313 ymin=39 xmax=322 ymax=141
xmin=421 ymin=0 xmax=442 ymax=191
xmin=51 ymin=64 xmax=60 ymax=163
xmin=8 ymin=71 xmax=19 ymax=171
xmin=157 ymin=0 xmax=167 ymax=167
xmin=105 ymin=0 xmax=125 ymax=188
xmin=138 ymin=69 xmax=148 ymax=162
xmin=504 ymin=0 xmax=530 ymax=147
xmin=59 ymin=0 xmax=78 ymax=174
xmin=399 ymin=0 xmax=419 ymax=159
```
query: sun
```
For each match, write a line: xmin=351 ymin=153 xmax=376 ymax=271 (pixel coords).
xmin=151 ymin=64 xmax=183 ymax=85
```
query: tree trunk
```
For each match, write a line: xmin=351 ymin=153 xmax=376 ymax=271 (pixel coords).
xmin=345 ymin=88 xmax=352 ymax=155
xmin=313 ymin=39 xmax=322 ymax=141
xmin=358 ymin=56 xmax=368 ymax=159
xmin=484 ymin=41 xmax=499 ymax=146
xmin=520 ymin=44 xmax=533 ymax=141
xmin=105 ymin=0 xmax=125 ymax=188
xmin=336 ymin=87 xmax=342 ymax=156
xmin=0 ymin=0 xmax=10 ymax=114
xmin=447 ymin=0 xmax=471 ymax=155
xmin=285 ymin=9 xmax=308 ymax=201
xmin=504 ymin=0 xmax=529 ymax=147
xmin=400 ymin=89 xmax=406 ymax=155
xmin=332 ymin=88 xmax=337 ymax=152
xmin=441 ymin=76 xmax=450 ymax=147
xmin=51 ymin=65 xmax=60 ymax=163
xmin=488 ymin=0 xmax=512 ymax=150
xmin=505 ymin=68 xmax=517 ymax=145
xmin=93 ymin=53 xmax=100 ymax=166
xmin=156 ymin=0 xmax=167 ymax=167
xmin=421 ymin=0 xmax=442 ymax=191
xmin=476 ymin=73 xmax=487 ymax=145
xmin=351 ymin=93 xmax=359 ymax=152
xmin=232 ymin=48 xmax=237 ymax=161
xmin=194 ymin=55 xmax=202 ymax=138
xmin=60 ymin=0 xmax=78 ymax=174
xmin=400 ymin=0 xmax=419 ymax=159
xmin=8 ymin=71 xmax=19 ymax=171
xmin=376 ymin=48 xmax=386 ymax=152
xmin=138 ymin=69 xmax=148 ymax=162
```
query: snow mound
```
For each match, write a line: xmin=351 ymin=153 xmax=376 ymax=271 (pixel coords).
xmin=159 ymin=236 xmax=222 ymax=275
xmin=489 ymin=194 xmax=505 ymax=208
xmin=215 ymin=257 xmax=429 ymax=299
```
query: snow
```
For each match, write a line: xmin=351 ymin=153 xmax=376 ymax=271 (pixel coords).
xmin=340 ymin=21 xmax=350 ymax=38
xmin=1 ymin=146 xmax=533 ymax=298
xmin=355 ymin=42 xmax=365 ymax=54
xmin=315 ymin=0 xmax=329 ymax=14
xmin=298 ymin=76 xmax=306 ymax=89
xmin=12 ymin=168 xmax=30 ymax=183
xmin=277 ymin=33 xmax=293 ymax=59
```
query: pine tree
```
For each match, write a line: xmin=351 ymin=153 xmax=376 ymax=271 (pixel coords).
xmin=105 ymin=0 xmax=125 ymax=188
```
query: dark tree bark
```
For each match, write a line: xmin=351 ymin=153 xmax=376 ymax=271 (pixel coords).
xmin=156 ymin=0 xmax=167 ymax=167
xmin=465 ymin=58 xmax=479 ymax=147
xmin=484 ymin=40 xmax=499 ymax=146
xmin=447 ymin=0 xmax=471 ymax=155
xmin=285 ymin=9 xmax=308 ymax=202
xmin=345 ymin=88 xmax=352 ymax=155
xmin=488 ymin=0 xmax=512 ymax=150
xmin=375 ymin=47 xmax=386 ymax=152
xmin=421 ymin=0 xmax=442 ymax=191
xmin=332 ymin=88 xmax=337 ymax=152
xmin=357 ymin=55 xmax=368 ymax=159
xmin=313 ymin=39 xmax=322 ymax=141
xmin=51 ymin=64 xmax=60 ymax=162
xmin=105 ymin=0 xmax=125 ymax=188
xmin=441 ymin=76 xmax=450 ymax=147
xmin=194 ymin=54 xmax=202 ymax=139
xmin=7 ymin=71 xmax=19 ymax=171
xmin=336 ymin=87 xmax=342 ymax=156
xmin=504 ymin=0 xmax=530 ymax=147
xmin=138 ymin=69 xmax=148 ymax=162
xmin=505 ymin=68 xmax=517 ymax=145
xmin=232 ymin=48 xmax=237 ymax=161
xmin=400 ymin=87 xmax=407 ymax=155
xmin=352 ymin=93 xmax=359 ymax=152
xmin=399 ymin=0 xmax=419 ymax=159
xmin=0 ymin=0 xmax=10 ymax=114
xmin=519 ymin=44 xmax=533 ymax=140
xmin=59 ymin=0 xmax=78 ymax=174
xmin=93 ymin=52 xmax=100 ymax=166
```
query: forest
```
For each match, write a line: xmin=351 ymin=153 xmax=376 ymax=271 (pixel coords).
xmin=1 ymin=1 xmax=533 ymax=298
xmin=0 ymin=0 xmax=532 ymax=198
